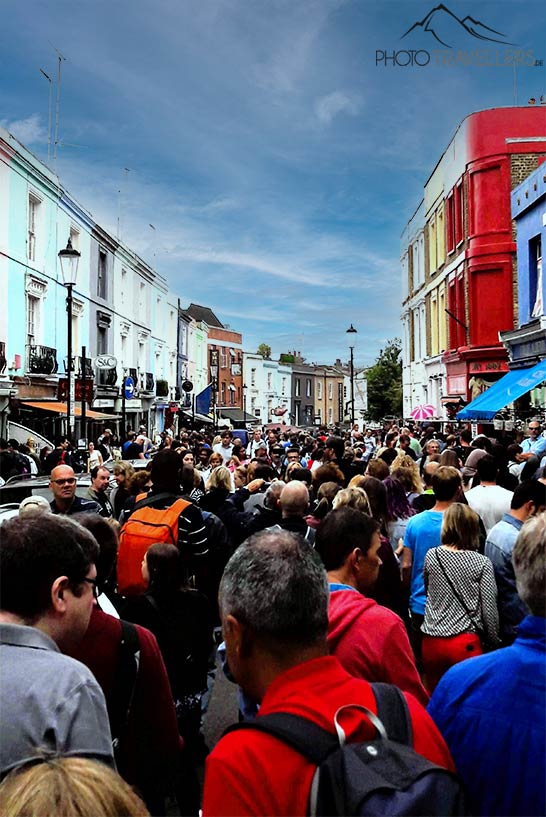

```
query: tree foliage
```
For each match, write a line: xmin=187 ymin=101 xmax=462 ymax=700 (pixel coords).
xmin=366 ymin=338 xmax=403 ymax=421
xmin=257 ymin=343 xmax=271 ymax=359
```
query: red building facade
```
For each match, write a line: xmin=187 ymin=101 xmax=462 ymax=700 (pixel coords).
xmin=425 ymin=107 xmax=545 ymax=403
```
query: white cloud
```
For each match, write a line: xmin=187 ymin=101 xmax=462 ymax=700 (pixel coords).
xmin=314 ymin=91 xmax=362 ymax=124
xmin=1 ymin=113 xmax=47 ymax=145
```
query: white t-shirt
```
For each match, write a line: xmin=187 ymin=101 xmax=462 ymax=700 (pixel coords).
xmin=465 ymin=484 xmax=513 ymax=534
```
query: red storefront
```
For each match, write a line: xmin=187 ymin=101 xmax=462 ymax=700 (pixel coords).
xmin=442 ymin=107 xmax=546 ymax=402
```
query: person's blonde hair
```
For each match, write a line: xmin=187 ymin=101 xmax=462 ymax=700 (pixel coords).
xmin=113 ymin=461 xmax=135 ymax=480
xmin=0 ymin=757 xmax=149 ymax=817
xmin=441 ymin=503 xmax=480 ymax=551
xmin=332 ymin=486 xmax=372 ymax=515
xmin=390 ymin=451 xmax=417 ymax=472
xmin=207 ymin=465 xmax=232 ymax=491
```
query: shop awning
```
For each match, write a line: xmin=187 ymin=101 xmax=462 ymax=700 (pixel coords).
xmin=441 ymin=394 xmax=466 ymax=405
xmin=21 ymin=401 xmax=120 ymax=420
xmin=180 ymin=409 xmax=214 ymax=425
xmin=456 ymin=359 xmax=546 ymax=420
xmin=218 ymin=408 xmax=259 ymax=423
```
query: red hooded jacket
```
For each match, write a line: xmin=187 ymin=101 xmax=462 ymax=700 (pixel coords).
xmin=328 ymin=586 xmax=429 ymax=706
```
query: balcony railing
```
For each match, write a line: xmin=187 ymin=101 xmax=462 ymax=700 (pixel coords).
xmin=0 ymin=342 xmax=6 ymax=375
xmin=96 ymin=367 xmax=118 ymax=387
xmin=156 ymin=378 xmax=169 ymax=398
xmin=26 ymin=344 xmax=58 ymax=375
xmin=140 ymin=372 xmax=155 ymax=394
xmin=64 ymin=356 xmax=94 ymax=378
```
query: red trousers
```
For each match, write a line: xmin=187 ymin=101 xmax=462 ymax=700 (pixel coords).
xmin=422 ymin=632 xmax=483 ymax=692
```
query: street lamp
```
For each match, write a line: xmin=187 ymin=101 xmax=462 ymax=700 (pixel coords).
xmin=58 ymin=238 xmax=80 ymax=441
xmin=242 ymin=383 xmax=247 ymax=420
xmin=346 ymin=323 xmax=357 ymax=427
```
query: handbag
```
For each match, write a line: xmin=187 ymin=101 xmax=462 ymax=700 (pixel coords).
xmin=434 ymin=549 xmax=488 ymax=645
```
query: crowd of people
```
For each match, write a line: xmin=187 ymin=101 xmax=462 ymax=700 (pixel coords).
xmin=0 ymin=417 xmax=545 ymax=817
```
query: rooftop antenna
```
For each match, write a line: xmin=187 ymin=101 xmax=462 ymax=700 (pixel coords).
xmin=117 ymin=167 xmax=131 ymax=240
xmin=39 ymin=68 xmax=52 ymax=162
xmin=52 ymin=46 xmax=67 ymax=165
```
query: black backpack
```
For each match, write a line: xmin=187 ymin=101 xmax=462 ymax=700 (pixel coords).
xmin=224 ymin=683 xmax=468 ymax=816
xmin=109 ymin=620 xmax=140 ymax=764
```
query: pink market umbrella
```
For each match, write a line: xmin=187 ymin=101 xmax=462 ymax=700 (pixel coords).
xmin=410 ymin=404 xmax=437 ymax=420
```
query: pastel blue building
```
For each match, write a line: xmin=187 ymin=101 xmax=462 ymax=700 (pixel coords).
xmin=500 ymin=163 xmax=545 ymax=406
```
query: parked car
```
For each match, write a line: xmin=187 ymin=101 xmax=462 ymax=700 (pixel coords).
xmin=0 ymin=473 xmax=92 ymax=506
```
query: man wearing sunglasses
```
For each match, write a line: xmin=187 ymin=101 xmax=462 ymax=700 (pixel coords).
xmin=0 ymin=514 xmax=114 ymax=777
xmin=49 ymin=465 xmax=101 ymax=516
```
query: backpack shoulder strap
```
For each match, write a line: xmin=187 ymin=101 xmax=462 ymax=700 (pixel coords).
xmin=371 ymin=682 xmax=412 ymax=746
xmin=223 ymin=712 xmax=337 ymax=766
xmin=132 ymin=491 xmax=180 ymax=511
xmin=110 ymin=620 xmax=141 ymax=747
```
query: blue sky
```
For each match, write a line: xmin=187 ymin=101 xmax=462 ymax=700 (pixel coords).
xmin=2 ymin=0 xmax=545 ymax=368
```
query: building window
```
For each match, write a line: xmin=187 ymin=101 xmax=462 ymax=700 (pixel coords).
xmin=295 ymin=378 xmax=301 ymax=397
xmin=26 ymin=295 xmax=39 ymax=346
xmin=282 ymin=377 xmax=286 ymax=395
xmin=98 ymin=249 xmax=107 ymax=298
xmin=251 ymin=367 xmax=256 ymax=386
xmin=328 ymin=407 xmax=333 ymax=424
xmin=446 ymin=193 xmax=455 ymax=254
xmin=429 ymin=216 xmax=437 ymax=273
xmin=530 ymin=235 xmax=543 ymax=318
xmin=28 ymin=193 xmax=41 ymax=261
xmin=317 ymin=381 xmax=322 ymax=399
xmin=220 ymin=382 xmax=226 ymax=404
xmin=267 ymin=372 xmax=272 ymax=390
xmin=328 ymin=382 xmax=333 ymax=400
xmin=306 ymin=378 xmax=311 ymax=397
xmin=220 ymin=350 xmax=228 ymax=369
xmin=121 ymin=268 xmax=127 ymax=305
xmin=97 ymin=326 xmax=108 ymax=355
xmin=454 ymin=181 xmax=464 ymax=245
xmin=229 ymin=386 xmax=235 ymax=405
xmin=436 ymin=206 xmax=445 ymax=267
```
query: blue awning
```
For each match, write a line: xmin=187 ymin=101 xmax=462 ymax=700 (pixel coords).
xmin=457 ymin=358 xmax=546 ymax=420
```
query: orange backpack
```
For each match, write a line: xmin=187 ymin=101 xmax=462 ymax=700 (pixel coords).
xmin=117 ymin=493 xmax=191 ymax=595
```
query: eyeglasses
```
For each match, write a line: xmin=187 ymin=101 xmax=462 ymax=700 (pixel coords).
xmin=529 ymin=426 xmax=540 ymax=432
xmin=82 ymin=578 xmax=99 ymax=599
xmin=51 ymin=478 xmax=77 ymax=486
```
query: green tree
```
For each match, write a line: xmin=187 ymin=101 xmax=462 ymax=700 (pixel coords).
xmin=257 ymin=343 xmax=271 ymax=359
xmin=366 ymin=338 xmax=403 ymax=421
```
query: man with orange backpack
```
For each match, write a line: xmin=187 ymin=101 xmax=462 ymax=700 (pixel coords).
xmin=118 ymin=449 xmax=208 ymax=596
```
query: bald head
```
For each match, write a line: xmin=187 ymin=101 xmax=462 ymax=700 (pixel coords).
xmin=423 ymin=460 xmax=440 ymax=488
xmin=280 ymin=481 xmax=309 ymax=518
xmin=49 ymin=465 xmax=77 ymax=506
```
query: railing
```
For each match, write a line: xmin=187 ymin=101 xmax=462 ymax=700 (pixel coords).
xmin=26 ymin=344 xmax=58 ymax=375
xmin=64 ymin=355 xmax=94 ymax=378
xmin=96 ymin=367 xmax=118 ymax=387
xmin=0 ymin=341 xmax=6 ymax=375
xmin=156 ymin=378 xmax=169 ymax=397
xmin=140 ymin=372 xmax=154 ymax=394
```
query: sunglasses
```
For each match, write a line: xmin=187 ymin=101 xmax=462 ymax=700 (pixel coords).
xmin=51 ymin=478 xmax=77 ymax=486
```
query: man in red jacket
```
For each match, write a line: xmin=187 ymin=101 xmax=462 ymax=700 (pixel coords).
xmin=202 ymin=529 xmax=453 ymax=817
xmin=315 ymin=506 xmax=429 ymax=705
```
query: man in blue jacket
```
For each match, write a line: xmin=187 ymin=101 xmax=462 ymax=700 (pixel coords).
xmin=428 ymin=512 xmax=546 ymax=817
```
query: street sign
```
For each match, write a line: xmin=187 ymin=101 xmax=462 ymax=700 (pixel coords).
xmin=124 ymin=376 xmax=135 ymax=400
xmin=95 ymin=355 xmax=118 ymax=370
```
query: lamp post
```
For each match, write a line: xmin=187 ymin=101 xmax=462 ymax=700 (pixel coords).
xmin=243 ymin=383 xmax=247 ymax=419
xmin=58 ymin=238 xmax=80 ymax=441
xmin=346 ymin=323 xmax=357 ymax=427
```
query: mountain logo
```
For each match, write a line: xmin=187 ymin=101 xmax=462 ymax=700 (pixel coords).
xmin=401 ymin=4 xmax=515 ymax=48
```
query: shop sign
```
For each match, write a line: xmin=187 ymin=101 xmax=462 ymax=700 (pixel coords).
xmin=469 ymin=360 xmax=509 ymax=373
